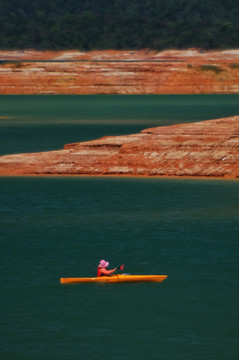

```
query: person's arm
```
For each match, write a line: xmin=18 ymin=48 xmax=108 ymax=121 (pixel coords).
xmin=100 ymin=267 xmax=117 ymax=276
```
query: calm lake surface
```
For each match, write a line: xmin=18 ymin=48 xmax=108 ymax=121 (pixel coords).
xmin=0 ymin=95 xmax=239 ymax=360
xmin=1 ymin=94 xmax=239 ymax=155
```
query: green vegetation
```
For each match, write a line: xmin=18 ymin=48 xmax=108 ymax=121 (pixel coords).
xmin=0 ymin=0 xmax=238 ymax=50
xmin=199 ymin=65 xmax=223 ymax=74
xmin=229 ymin=63 xmax=239 ymax=69
xmin=0 ymin=60 xmax=26 ymax=68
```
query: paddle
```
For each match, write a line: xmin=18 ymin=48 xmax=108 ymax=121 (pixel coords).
xmin=117 ymin=264 xmax=124 ymax=271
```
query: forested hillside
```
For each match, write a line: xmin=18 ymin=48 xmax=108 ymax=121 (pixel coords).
xmin=0 ymin=0 xmax=238 ymax=50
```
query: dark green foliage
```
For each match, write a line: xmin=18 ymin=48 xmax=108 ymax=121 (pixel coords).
xmin=229 ymin=63 xmax=239 ymax=69
xmin=0 ymin=0 xmax=238 ymax=50
xmin=200 ymin=65 xmax=224 ymax=74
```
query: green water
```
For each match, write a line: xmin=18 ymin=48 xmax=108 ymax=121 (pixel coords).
xmin=0 ymin=95 xmax=239 ymax=359
xmin=1 ymin=176 xmax=239 ymax=360
xmin=0 ymin=94 xmax=239 ymax=155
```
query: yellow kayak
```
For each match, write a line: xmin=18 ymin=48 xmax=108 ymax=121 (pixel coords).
xmin=60 ymin=274 xmax=167 ymax=284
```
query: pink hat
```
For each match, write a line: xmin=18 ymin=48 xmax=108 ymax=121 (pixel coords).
xmin=99 ymin=259 xmax=109 ymax=268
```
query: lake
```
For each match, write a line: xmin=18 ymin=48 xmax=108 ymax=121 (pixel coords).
xmin=1 ymin=94 xmax=239 ymax=155
xmin=0 ymin=95 xmax=239 ymax=360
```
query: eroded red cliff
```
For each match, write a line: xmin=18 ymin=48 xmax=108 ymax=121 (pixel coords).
xmin=0 ymin=49 xmax=239 ymax=94
xmin=1 ymin=116 xmax=239 ymax=178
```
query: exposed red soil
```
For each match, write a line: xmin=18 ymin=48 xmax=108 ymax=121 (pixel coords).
xmin=1 ymin=116 xmax=239 ymax=178
xmin=0 ymin=49 xmax=238 ymax=94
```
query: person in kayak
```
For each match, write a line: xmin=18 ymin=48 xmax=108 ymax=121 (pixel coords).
xmin=97 ymin=259 xmax=124 ymax=277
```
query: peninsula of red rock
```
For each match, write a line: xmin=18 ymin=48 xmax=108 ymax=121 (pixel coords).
xmin=0 ymin=116 xmax=238 ymax=178
xmin=0 ymin=49 xmax=239 ymax=94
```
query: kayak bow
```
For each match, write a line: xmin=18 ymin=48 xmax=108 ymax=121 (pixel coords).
xmin=60 ymin=274 xmax=167 ymax=284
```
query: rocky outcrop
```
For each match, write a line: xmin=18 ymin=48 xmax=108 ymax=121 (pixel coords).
xmin=0 ymin=49 xmax=239 ymax=94
xmin=0 ymin=116 xmax=239 ymax=178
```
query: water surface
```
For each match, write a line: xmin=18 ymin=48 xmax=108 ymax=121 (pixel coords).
xmin=0 ymin=176 xmax=238 ymax=360
xmin=1 ymin=94 xmax=239 ymax=155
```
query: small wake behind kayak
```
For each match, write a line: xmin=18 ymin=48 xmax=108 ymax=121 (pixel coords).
xmin=60 ymin=274 xmax=167 ymax=284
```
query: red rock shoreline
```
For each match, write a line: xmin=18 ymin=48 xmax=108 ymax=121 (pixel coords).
xmin=1 ymin=116 xmax=239 ymax=179
xmin=0 ymin=49 xmax=239 ymax=94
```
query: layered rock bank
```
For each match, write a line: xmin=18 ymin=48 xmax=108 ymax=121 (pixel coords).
xmin=0 ymin=49 xmax=239 ymax=94
xmin=0 ymin=116 xmax=239 ymax=178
